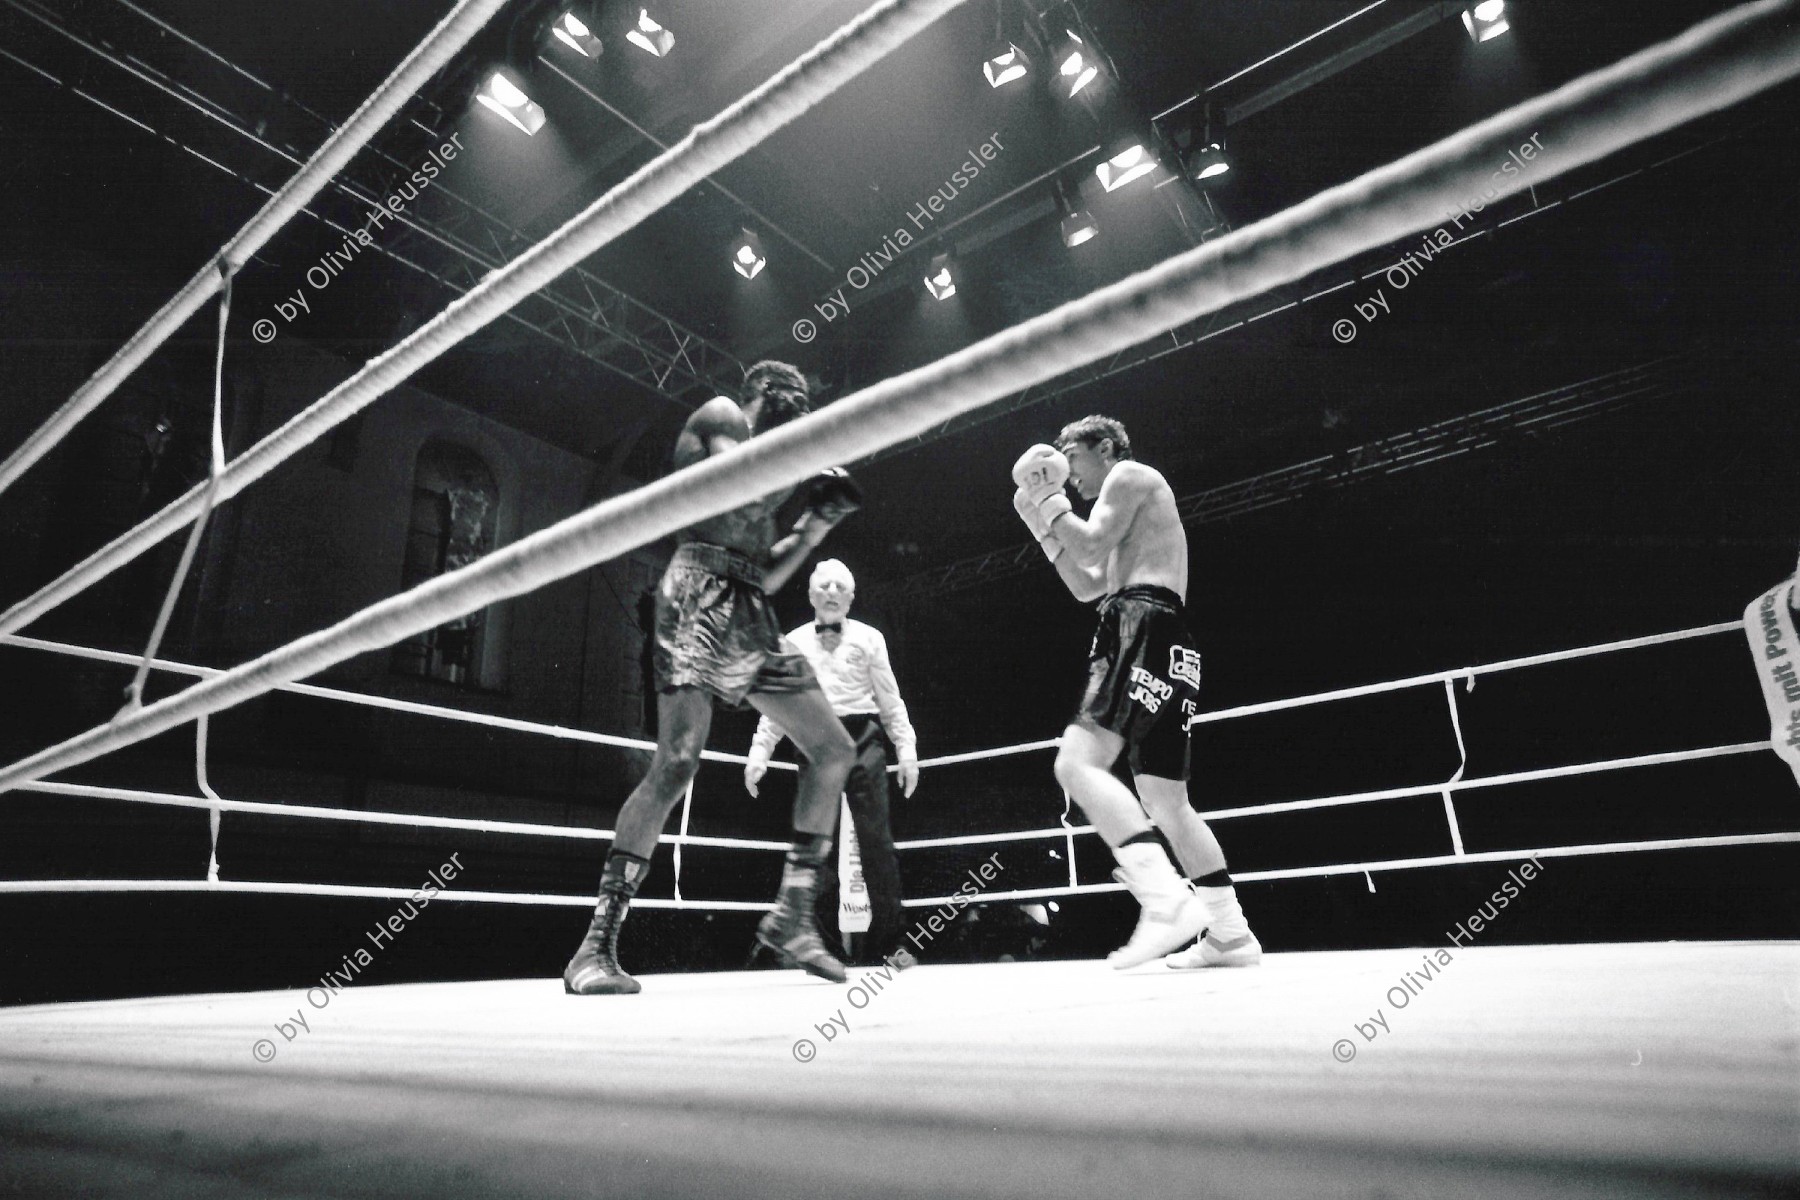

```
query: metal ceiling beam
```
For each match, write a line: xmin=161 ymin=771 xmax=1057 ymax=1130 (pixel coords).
xmin=1221 ymin=2 xmax=1459 ymax=126
xmin=5 ymin=0 xmax=743 ymax=408
xmin=1150 ymin=0 xmax=1450 ymax=125
xmin=856 ymin=113 xmax=1750 ymax=467
xmin=873 ymin=356 xmax=1696 ymax=603
xmin=541 ymin=56 xmax=837 ymax=275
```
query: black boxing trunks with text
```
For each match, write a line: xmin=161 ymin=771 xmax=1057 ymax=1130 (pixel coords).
xmin=1075 ymin=584 xmax=1202 ymax=780
xmin=654 ymin=542 xmax=821 ymax=708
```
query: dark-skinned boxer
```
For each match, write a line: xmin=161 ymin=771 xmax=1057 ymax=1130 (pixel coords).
xmin=564 ymin=361 xmax=864 ymax=994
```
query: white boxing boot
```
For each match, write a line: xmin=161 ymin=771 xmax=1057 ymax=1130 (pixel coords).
xmin=1165 ymin=883 xmax=1261 ymax=968
xmin=1105 ymin=839 xmax=1208 ymax=969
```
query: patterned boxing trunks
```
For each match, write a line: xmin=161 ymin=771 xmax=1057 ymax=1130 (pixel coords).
xmin=654 ymin=542 xmax=820 ymax=708
xmin=1076 ymin=584 xmax=1202 ymax=780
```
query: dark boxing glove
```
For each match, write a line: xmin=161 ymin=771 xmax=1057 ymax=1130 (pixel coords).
xmin=793 ymin=467 xmax=862 ymax=545
xmin=802 ymin=467 xmax=863 ymax=514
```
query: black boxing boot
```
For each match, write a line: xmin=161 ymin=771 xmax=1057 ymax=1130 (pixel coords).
xmin=563 ymin=851 xmax=649 ymax=995
xmin=756 ymin=835 xmax=848 ymax=983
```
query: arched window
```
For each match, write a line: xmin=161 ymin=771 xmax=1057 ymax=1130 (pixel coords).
xmin=393 ymin=439 xmax=499 ymax=687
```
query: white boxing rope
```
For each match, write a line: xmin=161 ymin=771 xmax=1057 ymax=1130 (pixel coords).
xmin=7 ymin=0 xmax=1799 ymax=797
xmin=122 ymin=266 xmax=234 ymax=714
xmin=1188 ymin=620 xmax=1740 ymax=727
xmin=0 ymin=633 xmax=797 ymax=771
xmin=0 ymin=879 xmax=766 ymax=911
xmin=1222 ymin=830 xmax=1800 ymax=885
xmin=900 ymin=829 xmax=1800 ymax=903
xmin=12 ymin=739 xmax=1771 ymax=849
xmin=897 ymin=824 xmax=1096 ymax=851
xmin=0 ymin=0 xmax=514 ymax=499
xmin=1192 ymin=740 xmax=1772 ymax=822
xmin=673 ymin=778 xmax=695 ymax=902
xmin=194 ymin=715 xmax=225 ymax=883
xmin=911 ymin=740 xmax=1060 ymax=769
xmin=1059 ymin=792 xmax=1080 ymax=889
xmin=9 ymin=830 xmax=1794 ymax=912
xmin=7 ymin=626 xmax=1782 ymax=865
xmin=1440 ymin=675 xmax=1473 ymax=858
xmin=0 ymin=0 xmax=968 ymax=643
xmin=17 ymin=779 xmax=789 ymax=851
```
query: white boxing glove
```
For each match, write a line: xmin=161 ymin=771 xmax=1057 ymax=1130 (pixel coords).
xmin=1010 ymin=444 xmax=1073 ymax=528
xmin=1012 ymin=487 xmax=1065 ymax=563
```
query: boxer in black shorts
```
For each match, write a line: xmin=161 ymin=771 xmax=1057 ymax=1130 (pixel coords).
xmin=565 ymin=361 xmax=864 ymax=996
xmin=1012 ymin=415 xmax=1260 ymax=970
xmin=1081 ymin=584 xmax=1202 ymax=781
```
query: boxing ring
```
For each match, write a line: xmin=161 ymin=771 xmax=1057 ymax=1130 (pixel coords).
xmin=3 ymin=616 xmax=1797 ymax=1198
xmin=3 ymin=0 xmax=1799 ymax=1194
xmin=1 ymin=614 xmax=1793 ymax=910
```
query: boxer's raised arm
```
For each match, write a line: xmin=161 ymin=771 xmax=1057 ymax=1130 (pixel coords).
xmin=1052 ymin=463 xmax=1152 ymax=568
xmin=1051 ymin=552 xmax=1107 ymax=602
xmin=673 ymin=396 xmax=753 ymax=468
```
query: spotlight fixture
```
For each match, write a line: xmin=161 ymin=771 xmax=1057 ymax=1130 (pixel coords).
xmin=1462 ymin=1 xmax=1510 ymax=42
xmin=626 ymin=8 xmax=675 ymax=57
xmin=475 ymin=71 xmax=546 ymax=136
xmin=1060 ymin=207 xmax=1097 ymax=247
xmin=983 ymin=41 xmax=1029 ymax=87
xmin=1095 ymin=140 xmax=1156 ymax=193
xmin=1188 ymin=141 xmax=1230 ymax=182
xmin=730 ymin=229 xmax=766 ymax=279
xmin=1054 ymin=29 xmax=1098 ymax=98
xmin=1182 ymin=103 xmax=1232 ymax=184
xmin=549 ymin=9 xmax=603 ymax=58
xmin=924 ymin=252 xmax=956 ymax=300
xmin=1053 ymin=179 xmax=1096 ymax=247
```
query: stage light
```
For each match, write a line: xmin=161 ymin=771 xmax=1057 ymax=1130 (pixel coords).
xmin=730 ymin=229 xmax=766 ymax=279
xmin=924 ymin=253 xmax=956 ymax=300
xmin=627 ymin=9 xmax=675 ymax=57
xmin=1462 ymin=1 xmax=1510 ymax=43
xmin=475 ymin=71 xmax=546 ymax=136
xmin=983 ymin=41 xmax=1029 ymax=88
xmin=1188 ymin=141 xmax=1231 ymax=182
xmin=1181 ymin=103 xmax=1232 ymax=185
xmin=1053 ymin=179 xmax=1096 ymax=247
xmin=550 ymin=10 xmax=602 ymax=58
xmin=1055 ymin=30 xmax=1098 ymax=98
xmin=1095 ymin=142 xmax=1155 ymax=192
xmin=1061 ymin=209 xmax=1097 ymax=247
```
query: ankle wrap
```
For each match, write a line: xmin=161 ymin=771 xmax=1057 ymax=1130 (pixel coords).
xmin=600 ymin=851 xmax=651 ymax=899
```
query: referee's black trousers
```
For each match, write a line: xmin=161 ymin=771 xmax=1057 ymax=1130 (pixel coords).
xmin=809 ymin=713 xmax=906 ymax=963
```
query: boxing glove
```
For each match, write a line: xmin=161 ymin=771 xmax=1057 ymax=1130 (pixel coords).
xmin=801 ymin=467 xmax=863 ymax=515
xmin=1011 ymin=444 xmax=1072 ymax=527
xmin=793 ymin=467 xmax=862 ymax=545
xmin=1013 ymin=488 xmax=1067 ymax=563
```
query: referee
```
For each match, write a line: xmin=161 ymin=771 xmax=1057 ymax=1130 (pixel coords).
xmin=745 ymin=559 xmax=920 ymax=964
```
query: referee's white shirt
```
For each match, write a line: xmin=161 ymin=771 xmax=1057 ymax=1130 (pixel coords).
xmin=747 ymin=618 xmax=917 ymax=766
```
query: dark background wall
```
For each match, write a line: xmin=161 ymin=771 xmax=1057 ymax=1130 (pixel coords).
xmin=2 ymin=322 xmax=1795 ymax=1007
xmin=2 ymin=0 xmax=1798 ymax=1008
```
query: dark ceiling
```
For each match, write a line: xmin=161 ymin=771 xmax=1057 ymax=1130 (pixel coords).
xmin=3 ymin=0 xmax=1796 ymax=596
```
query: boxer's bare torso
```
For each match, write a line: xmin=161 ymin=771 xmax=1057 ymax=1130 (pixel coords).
xmin=1059 ymin=441 xmax=1187 ymax=603
xmin=673 ymin=397 xmax=791 ymax=558
xmin=1091 ymin=462 xmax=1187 ymax=601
